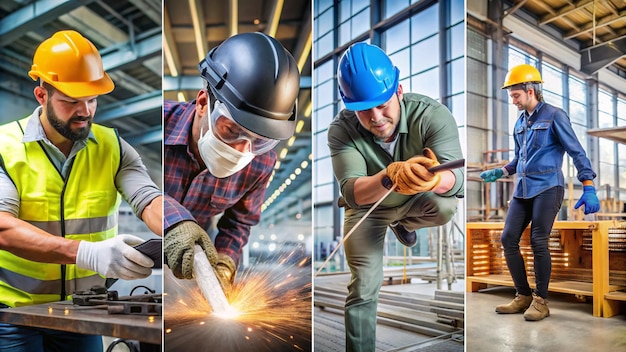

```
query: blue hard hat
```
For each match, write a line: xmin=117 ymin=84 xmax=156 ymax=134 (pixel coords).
xmin=337 ymin=42 xmax=400 ymax=111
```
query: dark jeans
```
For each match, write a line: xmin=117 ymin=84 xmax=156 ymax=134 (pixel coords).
xmin=0 ymin=322 xmax=103 ymax=352
xmin=501 ymin=186 xmax=564 ymax=299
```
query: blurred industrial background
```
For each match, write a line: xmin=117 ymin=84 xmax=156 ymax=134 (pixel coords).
xmin=313 ymin=1 xmax=465 ymax=351
xmin=466 ymin=1 xmax=626 ymax=351
xmin=163 ymin=0 xmax=313 ymax=267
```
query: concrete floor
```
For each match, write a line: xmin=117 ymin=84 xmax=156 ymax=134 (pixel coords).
xmin=314 ymin=267 xmax=464 ymax=352
xmin=466 ymin=286 xmax=626 ymax=352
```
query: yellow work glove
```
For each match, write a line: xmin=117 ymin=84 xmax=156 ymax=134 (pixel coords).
xmin=164 ymin=221 xmax=218 ymax=279
xmin=386 ymin=148 xmax=441 ymax=195
xmin=215 ymin=253 xmax=237 ymax=297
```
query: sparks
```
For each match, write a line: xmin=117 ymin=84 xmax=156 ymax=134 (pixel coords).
xmin=164 ymin=248 xmax=312 ymax=351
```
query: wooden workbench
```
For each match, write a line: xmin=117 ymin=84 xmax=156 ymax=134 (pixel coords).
xmin=466 ymin=221 xmax=626 ymax=317
xmin=0 ymin=300 xmax=161 ymax=344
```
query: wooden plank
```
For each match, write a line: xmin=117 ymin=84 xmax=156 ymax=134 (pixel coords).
xmin=605 ymin=291 xmax=626 ymax=301
xmin=594 ymin=221 xmax=611 ymax=317
xmin=376 ymin=306 xmax=454 ymax=332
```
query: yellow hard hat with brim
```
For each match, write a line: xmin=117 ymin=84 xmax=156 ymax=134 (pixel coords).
xmin=28 ymin=30 xmax=114 ymax=98
xmin=501 ymin=64 xmax=543 ymax=89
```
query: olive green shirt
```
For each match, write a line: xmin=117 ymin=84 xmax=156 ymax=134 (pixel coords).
xmin=327 ymin=93 xmax=464 ymax=209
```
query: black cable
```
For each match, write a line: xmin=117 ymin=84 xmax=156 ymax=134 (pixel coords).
xmin=129 ymin=285 xmax=155 ymax=296
xmin=105 ymin=338 xmax=139 ymax=352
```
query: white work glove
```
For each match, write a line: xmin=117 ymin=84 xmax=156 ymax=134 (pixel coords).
xmin=76 ymin=235 xmax=154 ymax=280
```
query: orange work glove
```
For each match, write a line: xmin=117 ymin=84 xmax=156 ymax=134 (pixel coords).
xmin=385 ymin=148 xmax=441 ymax=195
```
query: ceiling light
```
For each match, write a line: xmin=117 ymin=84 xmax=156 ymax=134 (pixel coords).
xmin=295 ymin=120 xmax=305 ymax=133
xmin=303 ymin=101 xmax=312 ymax=118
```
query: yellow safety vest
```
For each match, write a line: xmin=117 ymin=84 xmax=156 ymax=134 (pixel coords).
xmin=0 ymin=117 xmax=121 ymax=307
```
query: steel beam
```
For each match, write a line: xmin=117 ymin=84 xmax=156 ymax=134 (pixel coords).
xmin=189 ymin=0 xmax=208 ymax=62
xmin=0 ymin=0 xmax=95 ymax=47
xmin=123 ymin=126 xmax=162 ymax=145
xmin=163 ymin=5 xmax=182 ymax=77
xmin=266 ymin=0 xmax=285 ymax=37
xmin=101 ymin=33 xmax=161 ymax=72
xmin=96 ymin=91 xmax=161 ymax=123
xmin=163 ymin=75 xmax=312 ymax=91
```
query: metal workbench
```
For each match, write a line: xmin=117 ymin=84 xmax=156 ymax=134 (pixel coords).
xmin=0 ymin=300 xmax=161 ymax=345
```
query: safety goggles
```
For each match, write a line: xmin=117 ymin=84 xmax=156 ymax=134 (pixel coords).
xmin=210 ymin=100 xmax=280 ymax=154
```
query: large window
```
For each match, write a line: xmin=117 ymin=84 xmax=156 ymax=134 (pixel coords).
xmin=542 ymin=61 xmax=564 ymax=109
xmin=598 ymin=88 xmax=616 ymax=188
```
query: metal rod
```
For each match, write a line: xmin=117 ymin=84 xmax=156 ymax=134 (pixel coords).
xmin=427 ymin=158 xmax=465 ymax=173
xmin=315 ymin=158 xmax=466 ymax=277
xmin=315 ymin=185 xmax=397 ymax=278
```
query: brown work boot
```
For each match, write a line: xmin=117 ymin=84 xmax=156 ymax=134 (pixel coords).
xmin=495 ymin=293 xmax=532 ymax=314
xmin=524 ymin=294 xmax=550 ymax=321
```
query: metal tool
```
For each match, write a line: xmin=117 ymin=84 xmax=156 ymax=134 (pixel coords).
xmin=71 ymin=286 xmax=162 ymax=316
xmin=193 ymin=245 xmax=232 ymax=314
xmin=315 ymin=158 xmax=465 ymax=277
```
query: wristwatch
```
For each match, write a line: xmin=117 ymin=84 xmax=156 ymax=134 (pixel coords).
xmin=381 ymin=175 xmax=393 ymax=190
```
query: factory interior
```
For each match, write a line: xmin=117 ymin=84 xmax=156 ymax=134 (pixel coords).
xmin=466 ymin=0 xmax=626 ymax=351
xmin=0 ymin=0 xmax=624 ymax=351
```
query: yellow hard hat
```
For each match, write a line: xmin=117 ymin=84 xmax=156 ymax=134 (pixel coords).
xmin=501 ymin=64 xmax=543 ymax=89
xmin=28 ymin=30 xmax=114 ymax=98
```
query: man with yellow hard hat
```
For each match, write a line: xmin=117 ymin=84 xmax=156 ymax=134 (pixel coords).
xmin=480 ymin=64 xmax=599 ymax=321
xmin=0 ymin=30 xmax=163 ymax=351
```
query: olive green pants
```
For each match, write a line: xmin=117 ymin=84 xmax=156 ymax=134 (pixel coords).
xmin=343 ymin=192 xmax=457 ymax=352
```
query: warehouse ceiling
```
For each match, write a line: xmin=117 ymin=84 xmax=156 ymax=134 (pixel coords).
xmin=163 ymin=0 xmax=312 ymax=221
xmin=0 ymin=0 xmax=162 ymax=183
xmin=503 ymin=0 xmax=626 ymax=76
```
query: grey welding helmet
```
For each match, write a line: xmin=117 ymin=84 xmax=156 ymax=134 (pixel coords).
xmin=198 ymin=32 xmax=300 ymax=140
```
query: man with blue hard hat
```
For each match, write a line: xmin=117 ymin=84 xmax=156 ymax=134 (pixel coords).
xmin=327 ymin=42 xmax=464 ymax=351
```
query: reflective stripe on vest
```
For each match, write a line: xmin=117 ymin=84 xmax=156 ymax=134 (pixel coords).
xmin=0 ymin=116 xmax=121 ymax=307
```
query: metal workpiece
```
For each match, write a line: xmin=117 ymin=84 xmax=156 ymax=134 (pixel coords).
xmin=193 ymin=245 xmax=231 ymax=315
xmin=71 ymin=286 xmax=162 ymax=316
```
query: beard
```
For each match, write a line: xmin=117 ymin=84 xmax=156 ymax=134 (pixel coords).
xmin=46 ymin=103 xmax=92 ymax=142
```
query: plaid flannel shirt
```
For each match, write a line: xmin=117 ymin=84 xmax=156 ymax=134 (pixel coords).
xmin=163 ymin=100 xmax=276 ymax=265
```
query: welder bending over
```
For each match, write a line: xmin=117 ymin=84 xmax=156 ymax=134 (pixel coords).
xmin=327 ymin=42 xmax=464 ymax=352
xmin=162 ymin=32 xmax=301 ymax=295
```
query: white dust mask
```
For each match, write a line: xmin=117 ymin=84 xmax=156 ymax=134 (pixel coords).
xmin=197 ymin=103 xmax=255 ymax=178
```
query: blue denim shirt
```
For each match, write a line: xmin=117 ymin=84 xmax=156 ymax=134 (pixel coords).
xmin=503 ymin=102 xmax=596 ymax=199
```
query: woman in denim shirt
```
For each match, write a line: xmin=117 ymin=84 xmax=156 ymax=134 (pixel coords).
xmin=480 ymin=64 xmax=600 ymax=321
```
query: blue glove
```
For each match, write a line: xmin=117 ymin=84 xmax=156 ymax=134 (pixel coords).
xmin=480 ymin=168 xmax=504 ymax=182
xmin=574 ymin=185 xmax=600 ymax=215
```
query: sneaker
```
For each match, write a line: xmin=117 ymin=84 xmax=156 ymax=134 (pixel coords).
xmin=389 ymin=222 xmax=417 ymax=247
xmin=495 ymin=293 xmax=533 ymax=314
xmin=523 ymin=294 xmax=550 ymax=321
